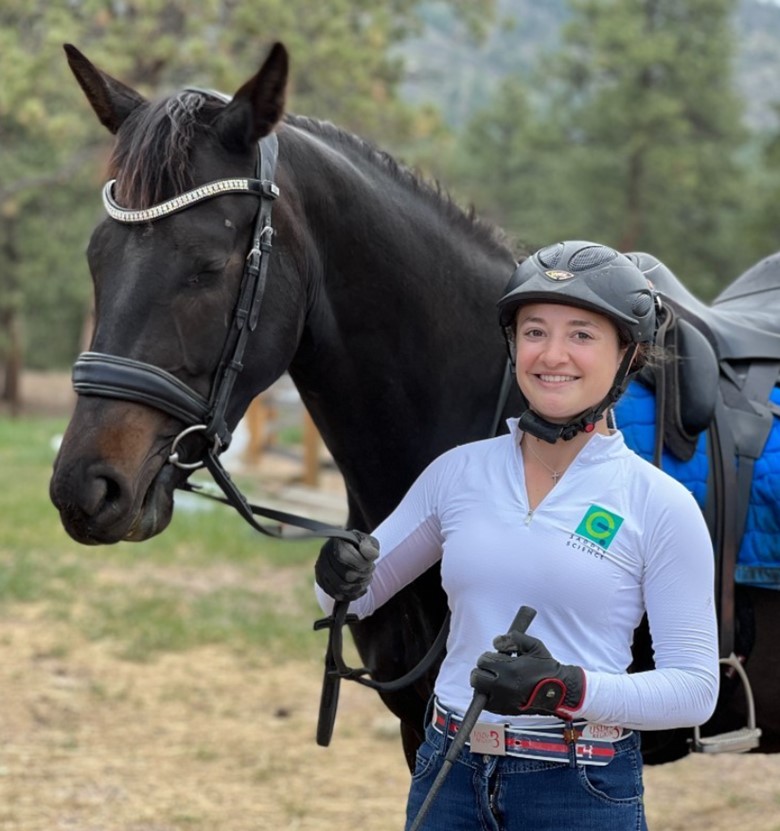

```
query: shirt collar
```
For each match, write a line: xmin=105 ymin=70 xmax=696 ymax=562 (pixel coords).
xmin=506 ymin=417 xmax=628 ymax=465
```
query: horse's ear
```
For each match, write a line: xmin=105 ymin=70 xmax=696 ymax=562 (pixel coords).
xmin=216 ymin=42 xmax=288 ymax=152
xmin=63 ymin=44 xmax=146 ymax=134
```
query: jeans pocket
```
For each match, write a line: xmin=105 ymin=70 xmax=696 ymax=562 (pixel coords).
xmin=411 ymin=738 xmax=440 ymax=783
xmin=576 ymin=747 xmax=644 ymax=805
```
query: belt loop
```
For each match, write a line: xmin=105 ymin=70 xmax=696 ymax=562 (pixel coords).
xmin=424 ymin=695 xmax=436 ymax=731
xmin=443 ymin=706 xmax=457 ymax=750
xmin=563 ymin=719 xmax=578 ymax=768
xmin=434 ymin=699 xmax=460 ymax=752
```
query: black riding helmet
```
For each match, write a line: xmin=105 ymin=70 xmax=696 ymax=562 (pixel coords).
xmin=497 ymin=240 xmax=657 ymax=444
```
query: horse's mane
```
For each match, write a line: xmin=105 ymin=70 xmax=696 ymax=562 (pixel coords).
xmin=107 ymin=91 xmax=512 ymax=258
xmin=285 ymin=113 xmax=511 ymax=256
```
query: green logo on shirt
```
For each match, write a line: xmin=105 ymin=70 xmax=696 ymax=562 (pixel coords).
xmin=575 ymin=505 xmax=624 ymax=550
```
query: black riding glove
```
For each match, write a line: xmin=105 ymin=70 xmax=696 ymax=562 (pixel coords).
xmin=470 ymin=629 xmax=585 ymax=718
xmin=314 ymin=531 xmax=379 ymax=601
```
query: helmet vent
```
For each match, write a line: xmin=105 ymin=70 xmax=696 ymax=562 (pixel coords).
xmin=569 ymin=246 xmax=617 ymax=272
xmin=632 ymin=292 xmax=654 ymax=316
xmin=536 ymin=243 xmax=564 ymax=269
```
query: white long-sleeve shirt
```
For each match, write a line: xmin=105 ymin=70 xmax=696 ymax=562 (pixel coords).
xmin=316 ymin=419 xmax=719 ymax=731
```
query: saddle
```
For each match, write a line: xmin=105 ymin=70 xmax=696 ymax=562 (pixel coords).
xmin=634 ymin=250 xmax=780 ymax=360
xmin=627 ymin=252 xmax=780 ymax=461
xmin=626 ymin=252 xmax=780 ymax=662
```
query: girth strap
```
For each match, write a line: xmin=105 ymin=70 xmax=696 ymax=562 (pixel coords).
xmin=708 ymin=360 xmax=779 ymax=658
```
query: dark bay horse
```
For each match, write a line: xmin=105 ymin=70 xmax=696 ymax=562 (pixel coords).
xmin=49 ymin=42 xmax=780 ymax=770
xmin=49 ymin=42 xmax=519 ymax=769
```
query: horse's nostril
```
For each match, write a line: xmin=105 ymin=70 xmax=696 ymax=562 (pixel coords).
xmin=102 ymin=475 xmax=122 ymax=505
xmin=82 ymin=474 xmax=122 ymax=516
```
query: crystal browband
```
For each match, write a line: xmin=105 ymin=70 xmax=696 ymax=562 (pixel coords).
xmin=102 ymin=177 xmax=280 ymax=224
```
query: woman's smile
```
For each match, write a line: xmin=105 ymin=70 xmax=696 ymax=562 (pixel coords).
xmin=514 ymin=302 xmax=625 ymax=425
xmin=536 ymin=373 xmax=579 ymax=384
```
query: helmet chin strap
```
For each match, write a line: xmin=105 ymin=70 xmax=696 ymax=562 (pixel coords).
xmin=517 ymin=346 xmax=638 ymax=444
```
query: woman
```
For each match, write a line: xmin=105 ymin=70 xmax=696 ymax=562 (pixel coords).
xmin=315 ymin=240 xmax=719 ymax=830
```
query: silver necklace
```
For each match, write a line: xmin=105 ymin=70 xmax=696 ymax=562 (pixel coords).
xmin=523 ymin=440 xmax=564 ymax=484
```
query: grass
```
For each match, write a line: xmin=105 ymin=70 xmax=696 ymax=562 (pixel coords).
xmin=0 ymin=414 xmax=326 ymax=663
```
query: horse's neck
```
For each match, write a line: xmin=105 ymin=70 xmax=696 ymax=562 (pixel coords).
xmin=278 ymin=123 xmax=517 ymax=525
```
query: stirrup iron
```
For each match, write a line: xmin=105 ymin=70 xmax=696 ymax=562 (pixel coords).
xmin=691 ymin=653 xmax=761 ymax=754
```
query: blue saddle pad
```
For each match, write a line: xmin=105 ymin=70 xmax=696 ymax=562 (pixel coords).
xmin=615 ymin=381 xmax=780 ymax=590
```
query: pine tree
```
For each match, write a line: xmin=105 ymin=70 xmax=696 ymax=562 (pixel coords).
xmin=552 ymin=0 xmax=748 ymax=293
xmin=454 ymin=0 xmax=752 ymax=296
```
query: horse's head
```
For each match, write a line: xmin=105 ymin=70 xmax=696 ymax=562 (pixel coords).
xmin=50 ymin=43 xmax=301 ymax=544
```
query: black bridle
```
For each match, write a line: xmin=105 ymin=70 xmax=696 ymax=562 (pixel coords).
xmin=72 ymin=130 xmax=337 ymax=541
xmin=75 ymin=131 xmax=278 ymax=466
xmin=69 ymin=115 xmax=456 ymax=747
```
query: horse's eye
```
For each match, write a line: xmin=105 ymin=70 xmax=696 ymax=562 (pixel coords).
xmin=187 ymin=269 xmax=219 ymax=286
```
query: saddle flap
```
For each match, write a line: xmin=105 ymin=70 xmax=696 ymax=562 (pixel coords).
xmin=674 ymin=318 xmax=720 ymax=436
xmin=646 ymin=314 xmax=719 ymax=461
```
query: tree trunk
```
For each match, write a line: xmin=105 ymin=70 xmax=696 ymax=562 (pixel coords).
xmin=1 ymin=310 xmax=22 ymax=417
xmin=619 ymin=148 xmax=645 ymax=252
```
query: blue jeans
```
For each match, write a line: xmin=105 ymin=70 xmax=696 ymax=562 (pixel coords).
xmin=405 ymin=709 xmax=647 ymax=831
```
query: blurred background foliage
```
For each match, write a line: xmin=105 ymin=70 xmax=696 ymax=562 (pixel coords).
xmin=3 ymin=0 xmax=780 ymax=389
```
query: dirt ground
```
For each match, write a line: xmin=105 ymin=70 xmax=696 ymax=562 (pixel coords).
xmin=0 ymin=607 xmax=404 ymax=831
xmin=1 ymin=609 xmax=780 ymax=831
xmin=5 ymin=372 xmax=780 ymax=829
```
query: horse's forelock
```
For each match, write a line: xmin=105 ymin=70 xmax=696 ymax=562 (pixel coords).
xmin=109 ymin=91 xmax=216 ymax=208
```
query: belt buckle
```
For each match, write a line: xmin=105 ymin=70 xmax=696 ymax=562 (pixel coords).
xmin=469 ymin=721 xmax=507 ymax=756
